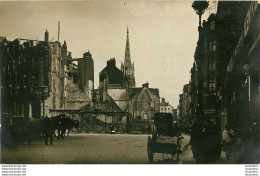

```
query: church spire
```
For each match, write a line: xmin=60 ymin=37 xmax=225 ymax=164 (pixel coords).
xmin=124 ymin=26 xmax=131 ymax=64
xmin=122 ymin=26 xmax=135 ymax=88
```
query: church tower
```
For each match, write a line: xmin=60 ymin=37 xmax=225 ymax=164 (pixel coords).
xmin=121 ymin=27 xmax=136 ymax=88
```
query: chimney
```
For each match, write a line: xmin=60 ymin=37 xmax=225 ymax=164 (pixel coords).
xmin=45 ymin=29 xmax=49 ymax=42
xmin=142 ymin=82 xmax=149 ymax=88
xmin=107 ymin=58 xmax=116 ymax=68
xmin=83 ymin=51 xmax=92 ymax=59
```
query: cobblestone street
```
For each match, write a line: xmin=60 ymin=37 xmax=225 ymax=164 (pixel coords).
xmin=1 ymin=133 xmax=195 ymax=164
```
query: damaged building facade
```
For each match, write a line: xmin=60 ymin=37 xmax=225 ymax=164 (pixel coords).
xmin=0 ymin=30 xmax=94 ymax=118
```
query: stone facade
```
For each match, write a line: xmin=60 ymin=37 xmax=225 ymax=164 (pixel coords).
xmin=1 ymin=30 xmax=68 ymax=118
xmin=128 ymin=83 xmax=160 ymax=121
xmin=0 ymin=30 xmax=94 ymax=118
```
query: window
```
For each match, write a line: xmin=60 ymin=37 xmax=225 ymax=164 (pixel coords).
xmin=208 ymin=60 xmax=216 ymax=71
xmin=209 ymin=42 xmax=212 ymax=52
xmin=209 ymin=41 xmax=217 ymax=52
xmin=209 ymin=79 xmax=216 ymax=92
xmin=211 ymin=21 xmax=215 ymax=30
xmin=213 ymin=61 xmax=216 ymax=70
xmin=213 ymin=41 xmax=217 ymax=51
xmin=209 ymin=61 xmax=213 ymax=70
xmin=204 ymin=79 xmax=208 ymax=88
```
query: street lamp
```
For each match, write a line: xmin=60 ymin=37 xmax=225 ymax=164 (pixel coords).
xmin=192 ymin=0 xmax=209 ymax=28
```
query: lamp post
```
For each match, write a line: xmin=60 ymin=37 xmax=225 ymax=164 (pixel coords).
xmin=192 ymin=0 xmax=209 ymax=121
xmin=192 ymin=1 xmax=209 ymax=28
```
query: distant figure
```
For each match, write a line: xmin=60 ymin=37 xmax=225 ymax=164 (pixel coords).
xmin=204 ymin=121 xmax=222 ymax=163
xmin=110 ymin=126 xmax=114 ymax=134
xmin=147 ymin=126 xmax=151 ymax=134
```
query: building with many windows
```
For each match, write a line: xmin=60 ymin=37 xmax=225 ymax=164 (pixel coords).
xmin=1 ymin=30 xmax=69 ymax=118
xmin=180 ymin=1 xmax=260 ymax=163
xmin=1 ymin=30 xmax=94 ymax=118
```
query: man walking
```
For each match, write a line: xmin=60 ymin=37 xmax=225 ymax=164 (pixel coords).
xmin=222 ymin=125 xmax=235 ymax=161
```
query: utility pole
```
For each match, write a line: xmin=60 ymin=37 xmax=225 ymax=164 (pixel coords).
xmin=112 ymin=106 xmax=114 ymax=124
xmin=105 ymin=108 xmax=107 ymax=133
xmin=58 ymin=21 xmax=60 ymax=42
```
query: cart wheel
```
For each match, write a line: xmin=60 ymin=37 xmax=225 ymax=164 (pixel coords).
xmin=147 ymin=136 xmax=153 ymax=163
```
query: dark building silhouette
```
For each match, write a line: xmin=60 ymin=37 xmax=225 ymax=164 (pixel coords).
xmin=0 ymin=30 xmax=69 ymax=118
xmin=44 ymin=29 xmax=49 ymax=42
xmin=180 ymin=1 xmax=260 ymax=163
xmin=78 ymin=51 xmax=94 ymax=101
xmin=99 ymin=58 xmax=123 ymax=89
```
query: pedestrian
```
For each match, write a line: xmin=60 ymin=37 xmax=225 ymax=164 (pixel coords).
xmin=147 ymin=126 xmax=151 ymax=134
xmin=222 ymin=125 xmax=235 ymax=161
xmin=190 ymin=121 xmax=201 ymax=161
xmin=205 ymin=121 xmax=222 ymax=163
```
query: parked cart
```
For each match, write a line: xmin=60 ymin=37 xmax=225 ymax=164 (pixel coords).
xmin=147 ymin=113 xmax=183 ymax=163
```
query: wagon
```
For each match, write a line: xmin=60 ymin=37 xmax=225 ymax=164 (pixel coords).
xmin=147 ymin=113 xmax=183 ymax=163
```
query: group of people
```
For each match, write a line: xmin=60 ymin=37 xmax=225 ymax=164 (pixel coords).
xmin=189 ymin=120 xmax=236 ymax=164
xmin=222 ymin=125 xmax=236 ymax=161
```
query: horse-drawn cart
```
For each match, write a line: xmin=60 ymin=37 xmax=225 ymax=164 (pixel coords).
xmin=147 ymin=113 xmax=183 ymax=163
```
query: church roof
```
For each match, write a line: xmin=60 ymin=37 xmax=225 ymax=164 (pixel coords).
xmin=128 ymin=87 xmax=159 ymax=100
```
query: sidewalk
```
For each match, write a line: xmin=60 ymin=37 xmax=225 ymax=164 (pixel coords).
xmin=220 ymin=144 xmax=260 ymax=164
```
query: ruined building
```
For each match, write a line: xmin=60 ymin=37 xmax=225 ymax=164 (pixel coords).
xmin=77 ymin=51 xmax=94 ymax=101
xmin=0 ymin=29 xmax=95 ymax=118
xmin=1 ymin=30 xmax=69 ymax=118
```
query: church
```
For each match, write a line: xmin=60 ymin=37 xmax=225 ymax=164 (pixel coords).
xmin=121 ymin=27 xmax=136 ymax=88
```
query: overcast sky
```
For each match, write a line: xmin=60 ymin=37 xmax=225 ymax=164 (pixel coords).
xmin=0 ymin=1 xmax=216 ymax=108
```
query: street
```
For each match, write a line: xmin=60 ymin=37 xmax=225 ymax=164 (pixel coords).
xmin=1 ymin=133 xmax=195 ymax=164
